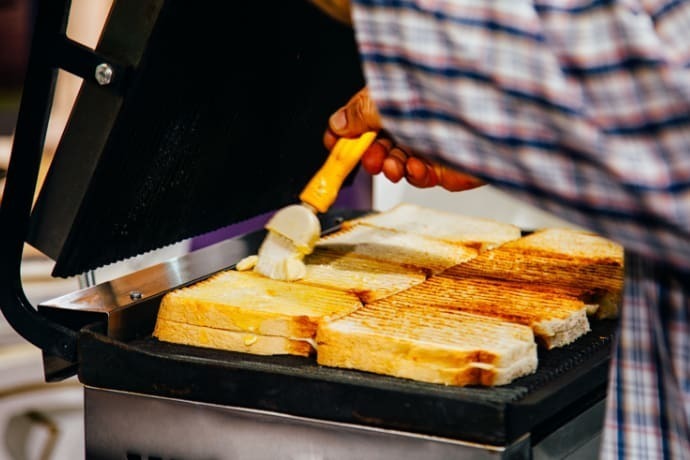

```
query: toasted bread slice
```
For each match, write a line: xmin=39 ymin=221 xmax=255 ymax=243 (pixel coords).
xmin=316 ymin=225 xmax=477 ymax=275
xmin=445 ymin=228 xmax=624 ymax=319
xmin=512 ymin=227 xmax=624 ymax=261
xmin=299 ymin=248 xmax=427 ymax=303
xmin=154 ymin=318 xmax=313 ymax=356
xmin=344 ymin=203 xmax=521 ymax=251
xmin=317 ymin=303 xmax=537 ymax=386
xmin=390 ymin=275 xmax=590 ymax=349
xmin=154 ymin=270 xmax=362 ymax=340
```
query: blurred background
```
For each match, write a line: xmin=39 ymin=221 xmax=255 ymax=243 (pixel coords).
xmin=0 ymin=1 xmax=571 ymax=459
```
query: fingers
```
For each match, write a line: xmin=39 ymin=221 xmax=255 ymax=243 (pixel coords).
xmin=328 ymin=88 xmax=383 ymax=138
xmin=405 ymin=156 xmax=439 ymax=188
xmin=361 ymin=137 xmax=407 ymax=183
xmin=382 ymin=147 xmax=409 ymax=183
xmin=404 ymin=157 xmax=485 ymax=191
xmin=432 ymin=165 xmax=485 ymax=192
xmin=361 ymin=139 xmax=486 ymax=192
xmin=361 ymin=138 xmax=392 ymax=175
xmin=323 ymin=129 xmax=339 ymax=152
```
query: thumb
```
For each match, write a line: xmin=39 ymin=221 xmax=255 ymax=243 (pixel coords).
xmin=329 ymin=87 xmax=383 ymax=137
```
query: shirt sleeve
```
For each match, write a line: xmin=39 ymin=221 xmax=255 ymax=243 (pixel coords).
xmin=350 ymin=0 xmax=690 ymax=272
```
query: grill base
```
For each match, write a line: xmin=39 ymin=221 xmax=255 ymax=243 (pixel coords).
xmin=84 ymin=387 xmax=605 ymax=460
xmin=76 ymin=318 xmax=614 ymax=446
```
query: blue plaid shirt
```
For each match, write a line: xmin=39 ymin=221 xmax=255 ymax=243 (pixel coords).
xmin=351 ymin=1 xmax=690 ymax=457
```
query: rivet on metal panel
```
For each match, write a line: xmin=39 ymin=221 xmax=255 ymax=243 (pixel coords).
xmin=94 ymin=63 xmax=113 ymax=85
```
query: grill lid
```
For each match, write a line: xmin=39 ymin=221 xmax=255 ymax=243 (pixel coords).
xmin=27 ymin=0 xmax=366 ymax=277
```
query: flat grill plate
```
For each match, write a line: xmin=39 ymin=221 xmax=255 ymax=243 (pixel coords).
xmin=77 ymin=264 xmax=614 ymax=446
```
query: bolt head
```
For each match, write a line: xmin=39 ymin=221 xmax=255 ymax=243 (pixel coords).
xmin=95 ymin=63 xmax=113 ymax=86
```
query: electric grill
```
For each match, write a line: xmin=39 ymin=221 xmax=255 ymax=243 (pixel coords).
xmin=0 ymin=1 xmax=617 ymax=458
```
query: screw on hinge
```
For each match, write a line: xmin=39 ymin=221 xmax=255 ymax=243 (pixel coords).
xmin=94 ymin=63 xmax=113 ymax=85
xmin=129 ymin=291 xmax=143 ymax=301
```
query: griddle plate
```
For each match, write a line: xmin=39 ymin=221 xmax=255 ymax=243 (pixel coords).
xmin=78 ymin=317 xmax=615 ymax=446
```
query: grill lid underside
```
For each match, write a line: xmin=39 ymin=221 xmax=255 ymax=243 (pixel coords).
xmin=28 ymin=0 xmax=366 ymax=277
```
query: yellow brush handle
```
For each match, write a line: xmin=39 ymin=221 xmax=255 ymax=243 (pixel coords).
xmin=300 ymin=131 xmax=377 ymax=213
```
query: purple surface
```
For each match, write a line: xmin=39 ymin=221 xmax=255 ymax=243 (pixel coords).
xmin=189 ymin=169 xmax=372 ymax=251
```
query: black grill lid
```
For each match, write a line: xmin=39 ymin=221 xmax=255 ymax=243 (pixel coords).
xmin=27 ymin=0 xmax=366 ymax=277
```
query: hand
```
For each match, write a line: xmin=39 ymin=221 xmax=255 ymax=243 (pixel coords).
xmin=324 ymin=88 xmax=485 ymax=192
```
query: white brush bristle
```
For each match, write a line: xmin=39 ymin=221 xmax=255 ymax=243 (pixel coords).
xmin=255 ymin=231 xmax=308 ymax=281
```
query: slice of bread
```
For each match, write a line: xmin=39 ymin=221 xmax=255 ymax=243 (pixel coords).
xmin=154 ymin=318 xmax=314 ymax=356
xmin=344 ymin=203 xmax=522 ymax=251
xmin=445 ymin=228 xmax=624 ymax=319
xmin=316 ymin=224 xmax=478 ymax=275
xmin=511 ymin=227 xmax=623 ymax=261
xmin=299 ymin=248 xmax=427 ymax=303
xmin=389 ymin=275 xmax=590 ymax=349
xmin=316 ymin=302 xmax=537 ymax=386
xmin=154 ymin=270 xmax=362 ymax=341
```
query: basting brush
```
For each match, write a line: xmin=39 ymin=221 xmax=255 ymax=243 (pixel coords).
xmin=253 ymin=131 xmax=377 ymax=280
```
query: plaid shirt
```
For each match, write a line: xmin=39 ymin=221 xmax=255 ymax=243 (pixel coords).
xmin=351 ymin=1 xmax=690 ymax=458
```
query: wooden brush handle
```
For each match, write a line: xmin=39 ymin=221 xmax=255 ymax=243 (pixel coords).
xmin=300 ymin=131 xmax=377 ymax=213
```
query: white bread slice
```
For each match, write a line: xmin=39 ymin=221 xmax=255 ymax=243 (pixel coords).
xmin=299 ymin=248 xmax=427 ymax=303
xmin=154 ymin=318 xmax=313 ymax=356
xmin=344 ymin=203 xmax=521 ymax=251
xmin=154 ymin=270 xmax=362 ymax=340
xmin=316 ymin=225 xmax=478 ymax=275
xmin=390 ymin=275 xmax=590 ymax=349
xmin=317 ymin=303 xmax=537 ymax=386
xmin=445 ymin=228 xmax=624 ymax=319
